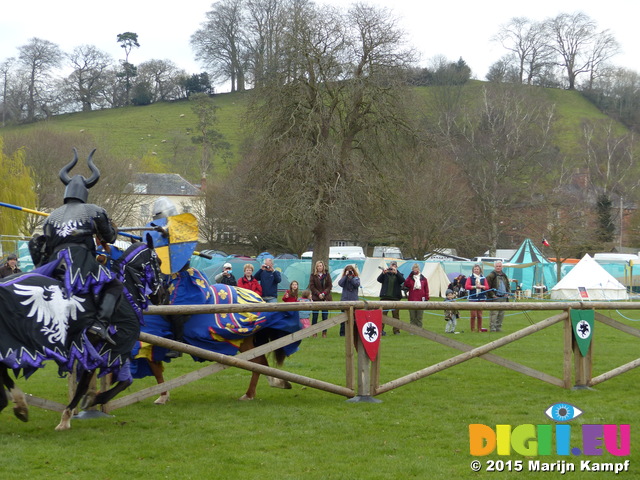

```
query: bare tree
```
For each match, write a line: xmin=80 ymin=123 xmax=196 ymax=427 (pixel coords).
xmin=581 ymin=119 xmax=639 ymax=243
xmin=544 ymin=12 xmax=617 ymax=90
xmin=17 ymin=38 xmax=63 ymax=122
xmin=136 ymin=59 xmax=186 ymax=102
xmin=493 ymin=17 xmax=553 ymax=85
xmin=63 ymin=45 xmax=114 ymax=112
xmin=1 ymin=57 xmax=15 ymax=126
xmin=237 ymin=2 xmax=416 ymax=265
xmin=445 ymin=84 xmax=557 ymax=254
xmin=583 ymin=30 xmax=620 ymax=90
xmin=191 ymin=0 xmax=247 ymax=92
xmin=389 ymin=141 xmax=474 ymax=259
xmin=244 ymin=0 xmax=289 ymax=87
xmin=2 ymin=128 xmax=143 ymax=232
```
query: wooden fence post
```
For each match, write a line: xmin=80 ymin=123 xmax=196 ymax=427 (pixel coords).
xmin=347 ymin=308 xmax=381 ymax=403
xmin=563 ymin=309 xmax=573 ymax=389
xmin=345 ymin=306 xmax=355 ymax=391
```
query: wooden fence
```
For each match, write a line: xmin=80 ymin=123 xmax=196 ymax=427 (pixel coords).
xmin=102 ymin=300 xmax=640 ymax=410
xmin=21 ymin=300 xmax=640 ymax=413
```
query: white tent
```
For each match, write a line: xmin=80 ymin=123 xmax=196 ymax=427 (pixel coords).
xmin=550 ymin=254 xmax=629 ymax=300
xmin=421 ymin=262 xmax=451 ymax=298
xmin=332 ymin=259 xmax=451 ymax=298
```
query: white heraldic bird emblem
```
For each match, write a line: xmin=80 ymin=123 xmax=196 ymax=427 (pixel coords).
xmin=14 ymin=284 xmax=86 ymax=344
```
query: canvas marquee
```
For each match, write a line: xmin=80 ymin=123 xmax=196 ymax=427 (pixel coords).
xmin=550 ymin=254 xmax=629 ymax=301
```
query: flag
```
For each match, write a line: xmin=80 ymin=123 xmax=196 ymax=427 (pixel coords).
xmin=570 ymin=310 xmax=594 ymax=357
xmin=542 ymin=238 xmax=550 ymax=247
xmin=355 ymin=310 xmax=382 ymax=361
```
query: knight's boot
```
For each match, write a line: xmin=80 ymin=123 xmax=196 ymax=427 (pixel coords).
xmin=89 ymin=294 xmax=118 ymax=346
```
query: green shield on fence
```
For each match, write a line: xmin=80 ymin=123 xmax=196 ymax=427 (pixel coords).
xmin=570 ymin=310 xmax=594 ymax=357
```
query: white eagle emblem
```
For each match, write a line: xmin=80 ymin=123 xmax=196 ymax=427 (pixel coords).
xmin=14 ymin=284 xmax=87 ymax=344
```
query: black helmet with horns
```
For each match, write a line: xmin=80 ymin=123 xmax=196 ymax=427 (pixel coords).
xmin=59 ymin=148 xmax=101 ymax=203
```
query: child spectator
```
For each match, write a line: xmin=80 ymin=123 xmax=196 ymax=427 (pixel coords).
xmin=298 ymin=289 xmax=312 ymax=329
xmin=283 ymin=281 xmax=300 ymax=302
xmin=444 ymin=289 xmax=460 ymax=334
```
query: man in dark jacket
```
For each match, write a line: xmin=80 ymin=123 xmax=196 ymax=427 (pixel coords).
xmin=486 ymin=260 xmax=511 ymax=332
xmin=254 ymin=257 xmax=281 ymax=303
xmin=0 ymin=253 xmax=21 ymax=278
xmin=377 ymin=261 xmax=405 ymax=334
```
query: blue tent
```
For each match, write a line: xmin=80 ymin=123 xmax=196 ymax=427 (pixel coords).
xmin=508 ymin=238 xmax=556 ymax=290
xmin=509 ymin=238 xmax=550 ymax=264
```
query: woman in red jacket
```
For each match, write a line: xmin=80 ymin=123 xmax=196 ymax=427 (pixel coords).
xmin=237 ymin=263 xmax=262 ymax=296
xmin=403 ymin=263 xmax=429 ymax=328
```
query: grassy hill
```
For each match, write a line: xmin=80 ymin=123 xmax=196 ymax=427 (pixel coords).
xmin=2 ymin=92 xmax=251 ymax=183
xmin=1 ymin=83 xmax=623 ymax=183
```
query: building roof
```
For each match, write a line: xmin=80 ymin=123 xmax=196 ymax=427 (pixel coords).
xmin=126 ymin=173 xmax=201 ymax=196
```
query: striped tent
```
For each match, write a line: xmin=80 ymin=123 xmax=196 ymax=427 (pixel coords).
xmin=509 ymin=238 xmax=550 ymax=264
xmin=508 ymin=238 xmax=553 ymax=291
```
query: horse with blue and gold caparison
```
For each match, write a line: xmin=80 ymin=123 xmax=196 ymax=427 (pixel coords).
xmin=131 ymin=267 xmax=301 ymax=403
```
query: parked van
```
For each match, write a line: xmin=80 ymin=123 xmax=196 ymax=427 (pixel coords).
xmin=301 ymin=246 xmax=366 ymax=260
xmin=372 ymin=246 xmax=403 ymax=258
xmin=471 ymin=256 xmax=506 ymax=264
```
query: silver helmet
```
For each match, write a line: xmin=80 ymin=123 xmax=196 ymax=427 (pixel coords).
xmin=152 ymin=196 xmax=178 ymax=220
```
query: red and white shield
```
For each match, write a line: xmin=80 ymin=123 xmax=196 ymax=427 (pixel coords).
xmin=355 ymin=310 xmax=382 ymax=361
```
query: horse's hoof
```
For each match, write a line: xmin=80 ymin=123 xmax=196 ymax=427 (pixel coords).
xmin=238 ymin=394 xmax=254 ymax=401
xmin=56 ymin=409 xmax=72 ymax=431
xmin=154 ymin=393 xmax=170 ymax=405
xmin=267 ymin=376 xmax=292 ymax=390
xmin=13 ymin=406 xmax=28 ymax=422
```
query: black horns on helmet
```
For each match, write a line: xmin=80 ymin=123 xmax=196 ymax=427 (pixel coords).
xmin=59 ymin=148 xmax=100 ymax=188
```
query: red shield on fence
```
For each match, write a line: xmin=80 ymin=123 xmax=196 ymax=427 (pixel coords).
xmin=355 ymin=310 xmax=382 ymax=361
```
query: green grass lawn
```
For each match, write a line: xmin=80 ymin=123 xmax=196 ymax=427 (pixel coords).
xmin=1 ymin=306 xmax=637 ymax=479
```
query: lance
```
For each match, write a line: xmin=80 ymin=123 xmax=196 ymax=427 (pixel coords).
xmin=0 ymin=201 xmax=160 ymax=242
xmin=0 ymin=201 xmax=212 ymax=259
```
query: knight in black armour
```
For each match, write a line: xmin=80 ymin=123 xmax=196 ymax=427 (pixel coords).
xmin=40 ymin=148 xmax=121 ymax=345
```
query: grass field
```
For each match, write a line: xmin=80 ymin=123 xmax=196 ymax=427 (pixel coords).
xmin=1 ymin=306 xmax=638 ymax=479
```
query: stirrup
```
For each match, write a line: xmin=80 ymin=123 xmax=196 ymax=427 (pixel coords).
xmin=88 ymin=323 xmax=116 ymax=346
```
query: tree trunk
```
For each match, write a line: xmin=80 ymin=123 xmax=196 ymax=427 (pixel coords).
xmin=311 ymin=215 xmax=330 ymax=274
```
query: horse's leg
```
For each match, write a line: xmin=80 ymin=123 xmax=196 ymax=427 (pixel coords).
xmin=9 ymin=384 xmax=28 ymax=422
xmin=266 ymin=348 xmax=292 ymax=390
xmin=56 ymin=369 xmax=95 ymax=431
xmin=238 ymin=337 xmax=265 ymax=401
xmin=0 ymin=367 xmax=28 ymax=421
xmin=86 ymin=379 xmax=132 ymax=407
xmin=147 ymin=360 xmax=170 ymax=405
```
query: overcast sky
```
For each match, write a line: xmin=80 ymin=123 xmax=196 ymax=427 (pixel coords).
xmin=1 ymin=0 xmax=638 ymax=92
